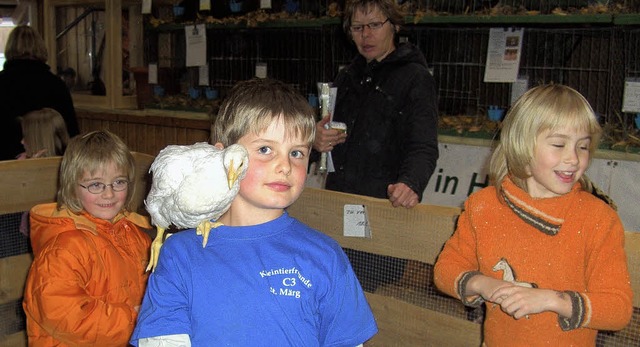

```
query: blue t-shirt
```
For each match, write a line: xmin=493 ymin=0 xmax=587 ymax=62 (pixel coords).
xmin=131 ymin=212 xmax=377 ymax=346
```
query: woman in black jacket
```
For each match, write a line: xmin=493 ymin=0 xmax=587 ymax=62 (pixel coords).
xmin=314 ymin=0 xmax=438 ymax=208
xmin=313 ymin=0 xmax=439 ymax=293
xmin=0 ymin=25 xmax=79 ymax=160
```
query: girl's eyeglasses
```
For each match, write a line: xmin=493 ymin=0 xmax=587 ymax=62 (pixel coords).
xmin=79 ymin=180 xmax=129 ymax=194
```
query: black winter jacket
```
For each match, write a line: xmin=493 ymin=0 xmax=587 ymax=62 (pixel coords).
xmin=0 ymin=59 xmax=79 ymax=160
xmin=325 ymin=43 xmax=439 ymax=200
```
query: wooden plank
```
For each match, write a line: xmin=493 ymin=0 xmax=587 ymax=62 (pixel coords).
xmin=0 ymin=152 xmax=153 ymax=215
xmin=625 ymin=231 xmax=640 ymax=307
xmin=0 ymin=254 xmax=33 ymax=305
xmin=364 ymin=293 xmax=481 ymax=347
xmin=287 ymin=188 xmax=461 ymax=264
xmin=0 ymin=331 xmax=27 ymax=347
xmin=0 ymin=157 xmax=61 ymax=214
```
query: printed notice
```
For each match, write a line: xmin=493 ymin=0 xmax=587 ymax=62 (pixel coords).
xmin=484 ymin=28 xmax=524 ymax=83
xmin=186 ymin=24 xmax=207 ymax=67
xmin=142 ymin=0 xmax=151 ymax=14
xmin=343 ymin=205 xmax=371 ymax=238
xmin=199 ymin=65 xmax=209 ymax=85
xmin=511 ymin=76 xmax=529 ymax=105
xmin=148 ymin=63 xmax=158 ymax=84
xmin=622 ymin=79 xmax=640 ymax=113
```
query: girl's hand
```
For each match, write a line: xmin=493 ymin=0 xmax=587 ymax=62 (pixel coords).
xmin=490 ymin=287 xmax=572 ymax=320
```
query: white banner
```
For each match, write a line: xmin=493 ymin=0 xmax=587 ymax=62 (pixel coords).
xmin=307 ymin=142 xmax=639 ymax=231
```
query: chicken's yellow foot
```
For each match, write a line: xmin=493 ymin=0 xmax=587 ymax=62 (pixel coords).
xmin=227 ymin=158 xmax=243 ymax=189
xmin=146 ymin=226 xmax=166 ymax=272
xmin=196 ymin=220 xmax=224 ymax=248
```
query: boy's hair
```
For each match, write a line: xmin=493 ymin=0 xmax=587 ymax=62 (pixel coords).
xmin=57 ymin=130 xmax=137 ymax=213
xmin=20 ymin=108 xmax=70 ymax=158
xmin=489 ymin=84 xmax=602 ymax=196
xmin=342 ymin=0 xmax=404 ymax=35
xmin=211 ymin=78 xmax=316 ymax=146
xmin=4 ymin=25 xmax=48 ymax=62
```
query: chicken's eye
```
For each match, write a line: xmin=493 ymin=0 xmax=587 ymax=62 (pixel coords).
xmin=258 ymin=146 xmax=271 ymax=155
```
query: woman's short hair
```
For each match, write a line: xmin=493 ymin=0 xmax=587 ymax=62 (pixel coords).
xmin=4 ymin=25 xmax=48 ymax=62
xmin=211 ymin=78 xmax=316 ymax=147
xmin=57 ymin=130 xmax=137 ymax=213
xmin=489 ymin=84 xmax=602 ymax=195
xmin=342 ymin=0 xmax=404 ymax=35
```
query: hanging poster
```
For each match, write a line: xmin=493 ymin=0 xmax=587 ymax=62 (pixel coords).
xmin=185 ymin=24 xmax=207 ymax=67
xmin=483 ymin=28 xmax=524 ymax=83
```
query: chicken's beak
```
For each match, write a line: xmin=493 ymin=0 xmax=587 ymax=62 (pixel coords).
xmin=227 ymin=159 xmax=243 ymax=189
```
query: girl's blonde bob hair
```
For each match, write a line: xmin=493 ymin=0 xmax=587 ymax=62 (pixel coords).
xmin=57 ymin=130 xmax=137 ymax=213
xmin=211 ymin=78 xmax=316 ymax=147
xmin=489 ymin=84 xmax=602 ymax=196
xmin=19 ymin=108 xmax=70 ymax=158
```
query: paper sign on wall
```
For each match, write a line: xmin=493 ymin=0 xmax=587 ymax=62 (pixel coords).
xmin=622 ymin=79 xmax=640 ymax=113
xmin=142 ymin=0 xmax=151 ymax=14
xmin=255 ymin=63 xmax=268 ymax=78
xmin=199 ymin=65 xmax=209 ymax=85
xmin=148 ymin=63 xmax=158 ymax=84
xmin=343 ymin=205 xmax=371 ymax=238
xmin=200 ymin=0 xmax=211 ymax=11
xmin=511 ymin=76 xmax=529 ymax=105
xmin=484 ymin=27 xmax=524 ymax=83
xmin=261 ymin=0 xmax=272 ymax=9
xmin=186 ymin=24 xmax=207 ymax=67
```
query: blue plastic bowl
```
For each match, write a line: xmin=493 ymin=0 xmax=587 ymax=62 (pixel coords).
xmin=488 ymin=109 xmax=505 ymax=122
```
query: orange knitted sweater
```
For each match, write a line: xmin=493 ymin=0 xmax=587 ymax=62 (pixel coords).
xmin=434 ymin=177 xmax=633 ymax=347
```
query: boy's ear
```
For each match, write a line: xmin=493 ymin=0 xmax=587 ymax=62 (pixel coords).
xmin=214 ymin=142 xmax=224 ymax=150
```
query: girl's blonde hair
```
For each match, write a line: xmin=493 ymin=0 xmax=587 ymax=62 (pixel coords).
xmin=489 ymin=84 xmax=602 ymax=197
xmin=19 ymin=108 xmax=70 ymax=158
xmin=211 ymin=78 xmax=316 ymax=147
xmin=4 ymin=25 xmax=48 ymax=62
xmin=57 ymin=130 xmax=137 ymax=213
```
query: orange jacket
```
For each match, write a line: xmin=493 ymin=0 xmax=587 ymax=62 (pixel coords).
xmin=23 ymin=203 xmax=151 ymax=347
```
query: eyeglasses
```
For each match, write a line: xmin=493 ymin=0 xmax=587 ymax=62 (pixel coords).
xmin=79 ymin=180 xmax=129 ymax=194
xmin=350 ymin=18 xmax=389 ymax=33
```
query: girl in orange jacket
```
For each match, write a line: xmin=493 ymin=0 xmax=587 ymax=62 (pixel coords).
xmin=434 ymin=84 xmax=632 ymax=346
xmin=23 ymin=130 xmax=152 ymax=346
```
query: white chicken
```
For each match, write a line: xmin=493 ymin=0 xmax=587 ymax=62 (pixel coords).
xmin=145 ymin=142 xmax=249 ymax=272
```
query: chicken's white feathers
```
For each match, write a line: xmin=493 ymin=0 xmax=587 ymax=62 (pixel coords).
xmin=145 ymin=142 xmax=249 ymax=231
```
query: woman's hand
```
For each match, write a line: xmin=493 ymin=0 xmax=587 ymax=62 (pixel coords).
xmin=313 ymin=115 xmax=347 ymax=152
xmin=387 ymin=183 xmax=419 ymax=208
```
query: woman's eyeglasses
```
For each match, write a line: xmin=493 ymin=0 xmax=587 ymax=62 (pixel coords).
xmin=350 ymin=18 xmax=389 ymax=33
xmin=79 ymin=180 xmax=129 ymax=194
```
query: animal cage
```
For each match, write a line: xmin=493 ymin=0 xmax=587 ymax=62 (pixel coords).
xmin=397 ymin=25 xmax=636 ymax=141
xmin=400 ymin=0 xmax=640 ymax=14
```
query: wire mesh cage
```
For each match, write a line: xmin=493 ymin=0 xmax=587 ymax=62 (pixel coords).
xmin=400 ymin=0 xmax=640 ymax=14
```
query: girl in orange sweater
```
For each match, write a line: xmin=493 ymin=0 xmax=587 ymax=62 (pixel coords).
xmin=434 ymin=84 xmax=632 ymax=346
xmin=23 ymin=130 xmax=151 ymax=346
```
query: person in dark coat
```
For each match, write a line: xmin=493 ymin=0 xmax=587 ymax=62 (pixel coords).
xmin=0 ymin=25 xmax=79 ymax=161
xmin=314 ymin=0 xmax=438 ymax=208
xmin=312 ymin=0 xmax=439 ymax=293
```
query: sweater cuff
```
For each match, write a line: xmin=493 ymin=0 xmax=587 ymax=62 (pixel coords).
xmin=457 ymin=271 xmax=484 ymax=307
xmin=558 ymin=291 xmax=586 ymax=331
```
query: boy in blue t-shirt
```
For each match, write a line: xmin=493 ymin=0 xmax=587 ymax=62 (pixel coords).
xmin=131 ymin=78 xmax=378 ymax=347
